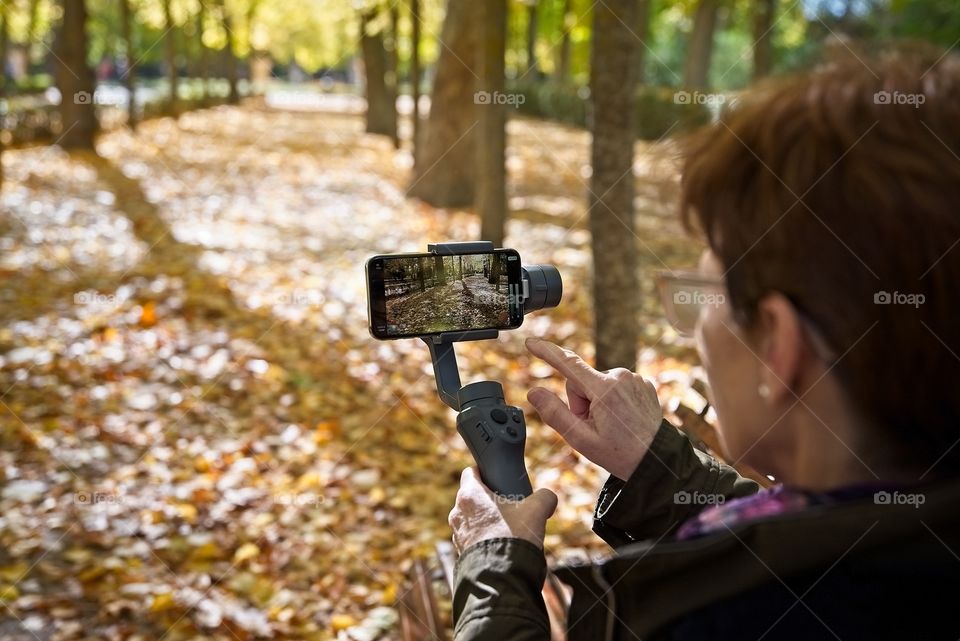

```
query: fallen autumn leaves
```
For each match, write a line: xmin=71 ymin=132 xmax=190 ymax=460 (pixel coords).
xmin=0 ymin=105 xmax=703 ymax=640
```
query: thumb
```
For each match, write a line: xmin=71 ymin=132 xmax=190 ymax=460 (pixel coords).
xmin=525 ymin=487 xmax=558 ymax=520
xmin=527 ymin=387 xmax=589 ymax=449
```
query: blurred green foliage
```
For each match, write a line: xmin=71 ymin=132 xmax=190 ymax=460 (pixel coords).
xmin=1 ymin=0 xmax=955 ymax=89
xmin=510 ymin=80 xmax=711 ymax=140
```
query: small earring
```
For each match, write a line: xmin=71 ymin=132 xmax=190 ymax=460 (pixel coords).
xmin=758 ymin=383 xmax=770 ymax=399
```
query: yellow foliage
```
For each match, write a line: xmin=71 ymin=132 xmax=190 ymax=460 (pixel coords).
xmin=330 ymin=614 xmax=357 ymax=632
xmin=234 ymin=542 xmax=261 ymax=564
xmin=0 ymin=585 xmax=20 ymax=601
xmin=150 ymin=592 xmax=176 ymax=612
xmin=176 ymin=503 xmax=199 ymax=523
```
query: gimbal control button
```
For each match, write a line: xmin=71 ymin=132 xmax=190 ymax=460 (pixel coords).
xmin=506 ymin=426 xmax=518 ymax=438
xmin=511 ymin=413 xmax=521 ymax=423
xmin=474 ymin=422 xmax=491 ymax=442
xmin=490 ymin=408 xmax=508 ymax=424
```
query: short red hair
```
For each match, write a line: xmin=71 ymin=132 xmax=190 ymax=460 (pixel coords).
xmin=680 ymin=50 xmax=960 ymax=474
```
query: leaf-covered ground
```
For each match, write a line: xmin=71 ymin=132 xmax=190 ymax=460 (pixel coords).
xmin=0 ymin=104 xmax=704 ymax=640
xmin=385 ymin=275 xmax=510 ymax=335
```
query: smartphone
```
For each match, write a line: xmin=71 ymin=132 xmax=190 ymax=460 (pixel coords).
xmin=366 ymin=248 xmax=524 ymax=339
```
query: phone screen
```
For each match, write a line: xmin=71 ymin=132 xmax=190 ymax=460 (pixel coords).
xmin=367 ymin=249 xmax=524 ymax=339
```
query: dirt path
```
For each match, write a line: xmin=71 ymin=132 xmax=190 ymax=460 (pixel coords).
xmin=386 ymin=275 xmax=509 ymax=335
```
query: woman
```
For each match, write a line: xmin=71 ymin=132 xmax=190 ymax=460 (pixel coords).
xmin=448 ymin=52 xmax=960 ymax=640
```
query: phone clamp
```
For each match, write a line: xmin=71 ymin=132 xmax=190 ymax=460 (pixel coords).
xmin=421 ymin=241 xmax=533 ymax=498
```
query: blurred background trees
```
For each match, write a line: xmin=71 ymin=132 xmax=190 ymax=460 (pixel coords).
xmin=0 ymin=0 xmax=954 ymax=364
xmin=2 ymin=0 xmax=952 ymax=159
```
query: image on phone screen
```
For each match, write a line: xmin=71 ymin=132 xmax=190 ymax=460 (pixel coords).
xmin=367 ymin=250 xmax=523 ymax=339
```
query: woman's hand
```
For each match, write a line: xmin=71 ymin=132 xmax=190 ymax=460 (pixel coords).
xmin=525 ymin=338 xmax=663 ymax=481
xmin=448 ymin=467 xmax=558 ymax=552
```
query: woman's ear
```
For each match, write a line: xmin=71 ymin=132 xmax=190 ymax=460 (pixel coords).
xmin=752 ymin=293 xmax=807 ymax=404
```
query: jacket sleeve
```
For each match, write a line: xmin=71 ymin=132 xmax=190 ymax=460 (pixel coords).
xmin=593 ymin=419 xmax=762 ymax=547
xmin=452 ymin=538 xmax=551 ymax=641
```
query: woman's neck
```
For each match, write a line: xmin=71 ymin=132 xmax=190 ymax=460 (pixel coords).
xmin=778 ymin=413 xmax=923 ymax=490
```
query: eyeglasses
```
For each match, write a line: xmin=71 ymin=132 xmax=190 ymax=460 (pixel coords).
xmin=655 ymin=270 xmax=726 ymax=337
xmin=655 ymin=269 xmax=837 ymax=363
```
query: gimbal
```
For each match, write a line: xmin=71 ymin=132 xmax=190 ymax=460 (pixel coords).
xmin=420 ymin=241 xmax=561 ymax=499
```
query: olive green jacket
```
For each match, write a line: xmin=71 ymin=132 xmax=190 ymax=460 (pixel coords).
xmin=452 ymin=420 xmax=960 ymax=640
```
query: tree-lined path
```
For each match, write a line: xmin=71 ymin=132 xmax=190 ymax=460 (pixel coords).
xmin=0 ymin=103 xmax=699 ymax=640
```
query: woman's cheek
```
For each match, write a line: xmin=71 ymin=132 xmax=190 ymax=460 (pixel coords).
xmin=695 ymin=308 xmax=741 ymax=455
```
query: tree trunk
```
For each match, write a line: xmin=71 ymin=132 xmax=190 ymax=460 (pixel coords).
xmin=163 ymin=0 xmax=177 ymax=115
xmin=589 ymin=0 xmax=638 ymax=371
xmin=752 ymin=0 xmax=776 ymax=80
xmin=525 ymin=0 xmax=539 ymax=77
xmin=26 ymin=0 xmax=40 ymax=47
xmin=387 ymin=5 xmax=400 ymax=147
xmin=0 ymin=5 xmax=6 ymax=84
xmin=20 ymin=0 xmax=39 ymax=74
xmin=433 ymin=255 xmax=445 ymax=284
xmin=218 ymin=0 xmax=239 ymax=104
xmin=418 ymin=257 xmax=426 ymax=292
xmin=636 ymin=0 xmax=651 ymax=85
xmin=555 ymin=0 xmax=571 ymax=84
xmin=477 ymin=0 xmax=507 ymax=247
xmin=407 ymin=0 xmax=478 ymax=207
xmin=196 ymin=0 xmax=208 ymax=105
xmin=53 ymin=0 xmax=97 ymax=150
xmin=487 ymin=253 xmax=501 ymax=285
xmin=0 ymin=4 xmax=6 ymax=187
xmin=120 ymin=0 xmax=136 ymax=129
xmin=245 ymin=0 xmax=267 ymax=95
xmin=360 ymin=10 xmax=398 ymax=141
xmin=683 ymin=0 xmax=720 ymax=89
xmin=410 ymin=0 xmax=421 ymax=159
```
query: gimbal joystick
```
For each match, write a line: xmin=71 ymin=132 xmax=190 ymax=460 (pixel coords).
xmin=420 ymin=241 xmax=561 ymax=498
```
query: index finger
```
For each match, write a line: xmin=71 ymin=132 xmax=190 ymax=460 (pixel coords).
xmin=525 ymin=338 xmax=606 ymax=399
